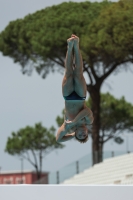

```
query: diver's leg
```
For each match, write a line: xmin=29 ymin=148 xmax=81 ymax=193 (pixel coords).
xmin=72 ymin=34 xmax=87 ymax=97
xmin=62 ymin=36 xmax=75 ymax=96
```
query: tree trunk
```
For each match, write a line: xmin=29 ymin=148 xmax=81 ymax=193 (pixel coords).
xmin=99 ymin=142 xmax=103 ymax=162
xmin=35 ymin=165 xmax=40 ymax=182
xmin=35 ymin=155 xmax=42 ymax=183
xmin=37 ymin=172 xmax=40 ymax=180
xmin=90 ymin=85 xmax=101 ymax=165
xmin=39 ymin=152 xmax=43 ymax=181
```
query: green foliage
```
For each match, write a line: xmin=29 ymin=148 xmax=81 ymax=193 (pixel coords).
xmin=0 ymin=0 xmax=132 ymax=77
xmin=86 ymin=92 xmax=133 ymax=135
xmin=56 ymin=109 xmax=65 ymax=127
xmin=5 ymin=122 xmax=64 ymax=179
xmin=100 ymin=93 xmax=133 ymax=134
xmin=5 ymin=123 xmax=65 ymax=179
xmin=0 ymin=1 xmax=111 ymax=77
xmin=5 ymin=122 xmax=64 ymax=155
xmin=114 ymin=137 xmax=124 ymax=144
xmin=82 ymin=0 xmax=133 ymax=64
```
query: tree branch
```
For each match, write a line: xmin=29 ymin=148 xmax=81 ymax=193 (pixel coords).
xmin=103 ymin=130 xmax=123 ymax=143
xmin=42 ymin=146 xmax=55 ymax=157
xmin=21 ymin=152 xmax=36 ymax=167
xmin=103 ymin=133 xmax=115 ymax=143
xmin=57 ymin=56 xmax=65 ymax=66
xmin=86 ymin=84 xmax=92 ymax=93
xmin=90 ymin=65 xmax=98 ymax=81
xmin=101 ymin=63 xmax=118 ymax=82
xmin=31 ymin=148 xmax=38 ymax=170
xmin=88 ymin=71 xmax=93 ymax=85
xmin=101 ymin=58 xmax=133 ymax=82
xmin=49 ymin=56 xmax=63 ymax=67
xmin=84 ymin=65 xmax=93 ymax=85
xmin=103 ymin=127 xmax=118 ymax=143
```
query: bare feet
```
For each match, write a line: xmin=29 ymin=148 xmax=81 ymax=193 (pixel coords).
xmin=67 ymin=36 xmax=75 ymax=50
xmin=67 ymin=34 xmax=79 ymax=49
xmin=71 ymin=34 xmax=79 ymax=48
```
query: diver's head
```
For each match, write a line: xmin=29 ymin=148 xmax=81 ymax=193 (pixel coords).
xmin=75 ymin=125 xmax=88 ymax=143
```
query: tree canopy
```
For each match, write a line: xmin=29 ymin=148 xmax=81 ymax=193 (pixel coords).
xmin=0 ymin=0 xmax=111 ymax=77
xmin=86 ymin=93 xmax=133 ymax=144
xmin=0 ymin=0 xmax=132 ymax=78
xmin=82 ymin=0 xmax=133 ymax=74
xmin=5 ymin=123 xmax=64 ymax=179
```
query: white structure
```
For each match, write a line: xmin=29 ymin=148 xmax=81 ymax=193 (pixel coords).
xmin=61 ymin=153 xmax=133 ymax=185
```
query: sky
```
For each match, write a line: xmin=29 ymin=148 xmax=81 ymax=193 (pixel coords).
xmin=0 ymin=0 xmax=133 ymax=177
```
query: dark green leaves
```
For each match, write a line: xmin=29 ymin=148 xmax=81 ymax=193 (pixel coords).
xmin=83 ymin=0 xmax=133 ymax=63
xmin=86 ymin=92 xmax=133 ymax=135
xmin=0 ymin=1 xmax=110 ymax=77
xmin=5 ymin=122 xmax=64 ymax=156
xmin=114 ymin=137 xmax=124 ymax=144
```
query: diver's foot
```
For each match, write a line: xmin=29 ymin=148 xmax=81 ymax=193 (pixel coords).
xmin=71 ymin=34 xmax=79 ymax=48
xmin=67 ymin=36 xmax=75 ymax=50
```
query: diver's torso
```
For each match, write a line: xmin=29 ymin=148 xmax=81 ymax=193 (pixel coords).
xmin=64 ymin=100 xmax=85 ymax=121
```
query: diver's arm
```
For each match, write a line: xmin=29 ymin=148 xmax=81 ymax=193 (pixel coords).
xmin=72 ymin=106 xmax=93 ymax=125
xmin=85 ymin=112 xmax=94 ymax=125
xmin=56 ymin=123 xmax=75 ymax=142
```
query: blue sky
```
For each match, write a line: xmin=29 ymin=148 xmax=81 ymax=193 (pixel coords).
xmin=0 ymin=0 xmax=133 ymax=175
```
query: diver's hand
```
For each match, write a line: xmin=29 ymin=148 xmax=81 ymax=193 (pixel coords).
xmin=64 ymin=120 xmax=75 ymax=130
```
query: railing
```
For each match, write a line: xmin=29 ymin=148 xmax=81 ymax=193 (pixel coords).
xmin=48 ymin=151 xmax=132 ymax=184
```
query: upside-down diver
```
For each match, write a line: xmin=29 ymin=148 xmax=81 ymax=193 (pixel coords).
xmin=56 ymin=34 xmax=94 ymax=143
